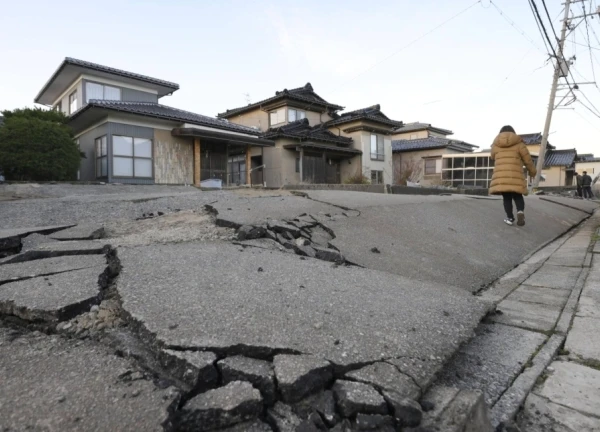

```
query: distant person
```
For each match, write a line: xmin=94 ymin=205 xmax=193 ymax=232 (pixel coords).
xmin=490 ymin=126 xmax=537 ymax=226
xmin=575 ymin=171 xmax=583 ymax=198
xmin=582 ymin=171 xmax=594 ymax=200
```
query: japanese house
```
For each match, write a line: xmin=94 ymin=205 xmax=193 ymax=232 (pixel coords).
xmin=34 ymin=57 xmax=274 ymax=185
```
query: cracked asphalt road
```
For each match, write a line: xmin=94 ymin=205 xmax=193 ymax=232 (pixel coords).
xmin=0 ymin=184 xmax=594 ymax=431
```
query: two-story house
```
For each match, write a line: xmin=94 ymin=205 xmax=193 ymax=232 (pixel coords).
xmin=34 ymin=57 xmax=274 ymax=186
xmin=217 ymin=83 xmax=364 ymax=187
xmin=323 ymin=104 xmax=403 ymax=185
xmin=219 ymin=87 xmax=403 ymax=187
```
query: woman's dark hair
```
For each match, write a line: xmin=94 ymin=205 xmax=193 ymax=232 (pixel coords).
xmin=499 ymin=125 xmax=516 ymax=133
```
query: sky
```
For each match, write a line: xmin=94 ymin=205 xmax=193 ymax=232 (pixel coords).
xmin=1 ymin=0 xmax=600 ymax=154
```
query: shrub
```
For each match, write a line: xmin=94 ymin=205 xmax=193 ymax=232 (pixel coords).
xmin=394 ymin=159 xmax=422 ymax=185
xmin=0 ymin=108 xmax=81 ymax=181
xmin=344 ymin=168 xmax=370 ymax=184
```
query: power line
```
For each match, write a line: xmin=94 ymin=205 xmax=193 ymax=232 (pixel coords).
xmin=540 ymin=0 xmax=560 ymax=44
xmin=581 ymin=1 xmax=598 ymax=84
xmin=528 ymin=0 xmax=555 ymax=55
xmin=488 ymin=0 xmax=544 ymax=53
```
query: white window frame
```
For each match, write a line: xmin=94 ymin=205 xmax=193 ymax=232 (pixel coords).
xmin=370 ymin=134 xmax=385 ymax=161
xmin=111 ymin=135 xmax=153 ymax=179
xmin=85 ymin=81 xmax=121 ymax=103
xmin=424 ymin=159 xmax=438 ymax=175
xmin=288 ymin=108 xmax=306 ymax=122
xmin=69 ymin=91 xmax=78 ymax=114
xmin=269 ymin=109 xmax=286 ymax=126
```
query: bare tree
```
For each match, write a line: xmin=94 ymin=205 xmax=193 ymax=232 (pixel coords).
xmin=394 ymin=158 xmax=422 ymax=185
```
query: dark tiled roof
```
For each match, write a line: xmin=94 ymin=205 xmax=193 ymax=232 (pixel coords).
xmin=263 ymin=118 xmax=353 ymax=146
xmin=218 ymin=83 xmax=344 ymax=118
xmin=392 ymin=122 xmax=453 ymax=136
xmin=392 ymin=137 xmax=478 ymax=153
xmin=325 ymin=104 xmax=403 ymax=128
xmin=520 ymin=132 xmax=555 ymax=150
xmin=544 ymin=149 xmax=577 ymax=167
xmin=71 ymin=101 xmax=261 ymax=135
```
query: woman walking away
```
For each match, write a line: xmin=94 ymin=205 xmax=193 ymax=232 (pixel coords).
xmin=489 ymin=126 xmax=537 ymax=226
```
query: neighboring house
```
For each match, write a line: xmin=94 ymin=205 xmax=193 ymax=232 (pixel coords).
xmin=392 ymin=136 xmax=478 ymax=186
xmin=542 ymin=149 xmax=577 ymax=187
xmin=218 ymin=83 xmax=349 ymax=187
xmin=34 ymin=57 xmax=274 ymax=185
xmin=575 ymin=154 xmax=600 ymax=181
xmin=324 ymin=104 xmax=403 ymax=185
xmin=391 ymin=122 xmax=453 ymax=140
xmin=261 ymin=119 xmax=359 ymax=185
xmin=219 ymin=85 xmax=402 ymax=186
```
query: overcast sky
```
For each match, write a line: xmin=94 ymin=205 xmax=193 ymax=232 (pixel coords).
xmin=1 ymin=0 xmax=599 ymax=153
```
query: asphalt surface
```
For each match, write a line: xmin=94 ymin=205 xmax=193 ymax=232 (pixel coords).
xmin=117 ymin=241 xmax=491 ymax=369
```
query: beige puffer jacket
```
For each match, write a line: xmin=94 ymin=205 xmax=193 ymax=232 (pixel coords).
xmin=490 ymin=132 xmax=537 ymax=195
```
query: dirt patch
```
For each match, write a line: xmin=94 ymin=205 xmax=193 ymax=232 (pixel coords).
xmin=231 ymin=188 xmax=292 ymax=198
xmin=104 ymin=210 xmax=235 ymax=246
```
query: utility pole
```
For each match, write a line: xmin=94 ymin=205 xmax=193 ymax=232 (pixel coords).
xmin=532 ymin=0 xmax=572 ymax=189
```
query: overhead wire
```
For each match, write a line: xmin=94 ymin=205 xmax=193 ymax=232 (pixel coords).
xmin=488 ymin=0 xmax=545 ymax=53
xmin=581 ymin=1 xmax=598 ymax=85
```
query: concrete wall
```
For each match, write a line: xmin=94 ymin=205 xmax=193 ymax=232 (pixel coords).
xmin=77 ymin=122 xmax=108 ymax=181
xmin=153 ymin=130 xmax=193 ymax=185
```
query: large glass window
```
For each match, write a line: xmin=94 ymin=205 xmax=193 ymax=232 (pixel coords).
xmin=95 ymin=136 xmax=108 ymax=178
xmin=85 ymin=82 xmax=121 ymax=103
xmin=112 ymin=135 xmax=153 ymax=178
xmin=288 ymin=109 xmax=306 ymax=122
xmin=69 ymin=91 xmax=77 ymax=114
xmin=370 ymin=134 xmax=384 ymax=161
xmin=441 ymin=154 xmax=493 ymax=188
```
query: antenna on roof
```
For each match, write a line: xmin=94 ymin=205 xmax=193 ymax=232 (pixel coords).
xmin=243 ymin=93 xmax=252 ymax=105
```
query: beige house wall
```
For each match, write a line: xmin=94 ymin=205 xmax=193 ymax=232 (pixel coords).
xmin=261 ymin=138 xmax=301 ymax=188
xmin=541 ymin=167 xmax=565 ymax=187
xmin=575 ymin=161 xmax=600 ymax=177
xmin=391 ymin=130 xmax=428 ymax=140
xmin=393 ymin=148 xmax=463 ymax=185
xmin=153 ymin=129 xmax=194 ymax=185
xmin=226 ymin=108 xmax=270 ymax=132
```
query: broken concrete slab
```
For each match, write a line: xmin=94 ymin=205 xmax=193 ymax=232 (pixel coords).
xmin=534 ymin=361 xmax=600 ymax=420
xmin=490 ymin=299 xmax=562 ymax=332
xmin=218 ymin=355 xmax=276 ymax=405
xmin=158 ymin=349 xmax=218 ymax=392
xmin=117 ymin=242 xmax=490 ymax=373
xmin=517 ymin=392 xmax=600 ymax=432
xmin=217 ymin=419 xmax=273 ymax=432
xmin=274 ymin=354 xmax=332 ymax=403
xmin=292 ymin=390 xmax=340 ymax=427
xmin=345 ymin=362 xmax=421 ymax=400
xmin=523 ymin=265 xmax=581 ymax=290
xmin=416 ymin=387 xmax=494 ymax=432
xmin=0 ymin=266 xmax=107 ymax=322
xmin=386 ymin=357 xmax=444 ymax=392
xmin=49 ymin=224 xmax=105 ymax=241
xmin=0 ymin=254 xmax=105 ymax=283
xmin=1 ymin=241 xmax=110 ymax=265
xmin=505 ymin=284 xmax=571 ymax=307
xmin=565 ymin=317 xmax=600 ymax=361
xmin=237 ymin=225 xmax=266 ymax=241
xmin=332 ymin=380 xmax=388 ymax=418
xmin=353 ymin=413 xmax=395 ymax=431
xmin=177 ymin=381 xmax=262 ymax=432
xmin=0 ymin=328 xmax=179 ymax=432
xmin=266 ymin=402 xmax=303 ymax=432
xmin=0 ymin=224 xmax=76 ymax=241
xmin=20 ymin=233 xmax=58 ymax=252
xmin=209 ymin=195 xmax=343 ymax=228
xmin=382 ymin=391 xmax=422 ymax=427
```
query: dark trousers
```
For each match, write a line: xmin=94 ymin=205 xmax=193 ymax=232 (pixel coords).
xmin=502 ymin=192 xmax=525 ymax=220
xmin=577 ymin=186 xmax=583 ymax=198
xmin=583 ymin=186 xmax=593 ymax=199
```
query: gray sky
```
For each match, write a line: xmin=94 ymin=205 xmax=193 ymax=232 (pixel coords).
xmin=1 ymin=0 xmax=599 ymax=153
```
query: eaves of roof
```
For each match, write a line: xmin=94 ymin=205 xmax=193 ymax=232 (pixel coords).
xmin=69 ymin=101 xmax=261 ymax=136
xmin=35 ymin=57 xmax=179 ymax=103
